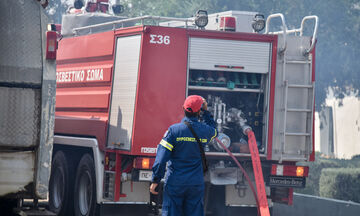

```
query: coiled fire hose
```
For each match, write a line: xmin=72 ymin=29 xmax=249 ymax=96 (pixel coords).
xmin=215 ymin=129 xmax=270 ymax=216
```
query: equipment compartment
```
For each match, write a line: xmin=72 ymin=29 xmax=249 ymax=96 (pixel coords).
xmin=188 ymin=69 xmax=268 ymax=154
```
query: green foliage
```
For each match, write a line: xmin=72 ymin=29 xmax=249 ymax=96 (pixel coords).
xmin=45 ymin=0 xmax=70 ymax=23
xmin=296 ymin=155 xmax=360 ymax=201
xmin=319 ymin=168 xmax=360 ymax=202
xmin=351 ymin=154 xmax=360 ymax=160
xmin=296 ymin=158 xmax=340 ymax=196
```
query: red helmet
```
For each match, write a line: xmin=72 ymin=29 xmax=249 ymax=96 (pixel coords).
xmin=183 ymin=95 xmax=204 ymax=113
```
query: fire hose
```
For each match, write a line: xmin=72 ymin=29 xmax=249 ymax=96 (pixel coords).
xmin=215 ymin=129 xmax=270 ymax=216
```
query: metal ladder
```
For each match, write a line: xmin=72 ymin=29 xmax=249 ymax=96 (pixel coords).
xmin=265 ymin=14 xmax=318 ymax=162
xmin=281 ymin=55 xmax=315 ymax=162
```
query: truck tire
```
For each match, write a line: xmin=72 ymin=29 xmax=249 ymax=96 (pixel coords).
xmin=74 ymin=154 xmax=98 ymax=216
xmin=49 ymin=150 xmax=74 ymax=216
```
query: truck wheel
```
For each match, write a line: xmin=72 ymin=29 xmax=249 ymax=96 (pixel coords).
xmin=74 ymin=154 xmax=98 ymax=216
xmin=49 ymin=150 xmax=74 ymax=215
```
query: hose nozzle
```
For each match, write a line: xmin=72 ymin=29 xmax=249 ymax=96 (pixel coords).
xmin=239 ymin=116 xmax=252 ymax=135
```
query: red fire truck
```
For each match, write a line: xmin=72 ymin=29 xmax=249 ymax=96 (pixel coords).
xmin=51 ymin=2 xmax=318 ymax=215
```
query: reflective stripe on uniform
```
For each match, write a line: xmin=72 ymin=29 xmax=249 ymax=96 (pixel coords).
xmin=209 ymin=129 xmax=217 ymax=142
xmin=160 ymin=139 xmax=174 ymax=151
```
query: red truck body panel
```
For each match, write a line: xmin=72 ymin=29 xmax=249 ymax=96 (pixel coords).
xmin=55 ymin=30 xmax=116 ymax=150
xmin=132 ymin=26 xmax=188 ymax=155
xmin=55 ymin=25 xmax=282 ymax=158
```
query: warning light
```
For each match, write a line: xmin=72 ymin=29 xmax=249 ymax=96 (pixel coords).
xmin=271 ymin=164 xmax=309 ymax=177
xmin=46 ymin=31 xmax=57 ymax=59
xmin=219 ymin=16 xmax=236 ymax=32
xmin=133 ymin=157 xmax=155 ymax=169
xmin=142 ymin=158 xmax=150 ymax=169
xmin=105 ymin=155 xmax=109 ymax=166
xmin=296 ymin=166 xmax=305 ymax=177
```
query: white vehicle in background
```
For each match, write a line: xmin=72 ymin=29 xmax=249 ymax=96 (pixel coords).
xmin=0 ymin=0 xmax=56 ymax=214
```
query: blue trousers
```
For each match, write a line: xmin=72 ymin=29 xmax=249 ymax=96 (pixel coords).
xmin=162 ymin=184 xmax=205 ymax=216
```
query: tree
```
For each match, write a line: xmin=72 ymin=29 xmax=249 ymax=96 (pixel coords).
xmin=46 ymin=0 xmax=72 ymax=23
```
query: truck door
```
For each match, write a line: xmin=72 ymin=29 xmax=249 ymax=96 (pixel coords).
xmin=108 ymin=35 xmax=142 ymax=150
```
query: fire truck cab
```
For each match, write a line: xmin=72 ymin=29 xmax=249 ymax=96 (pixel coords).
xmin=52 ymin=6 xmax=318 ymax=215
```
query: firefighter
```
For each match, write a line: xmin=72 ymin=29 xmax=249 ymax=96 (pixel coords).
xmin=150 ymin=95 xmax=217 ymax=216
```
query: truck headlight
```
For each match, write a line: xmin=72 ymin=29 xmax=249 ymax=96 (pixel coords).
xmin=195 ymin=10 xmax=208 ymax=28
xmin=112 ymin=4 xmax=124 ymax=15
xmin=74 ymin=0 xmax=84 ymax=9
xmin=252 ymin=14 xmax=266 ymax=32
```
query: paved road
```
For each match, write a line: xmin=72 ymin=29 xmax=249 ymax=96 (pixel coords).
xmin=100 ymin=204 xmax=259 ymax=216
xmin=100 ymin=204 xmax=155 ymax=216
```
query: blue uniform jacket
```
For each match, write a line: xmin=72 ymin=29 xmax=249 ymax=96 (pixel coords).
xmin=151 ymin=110 xmax=217 ymax=185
